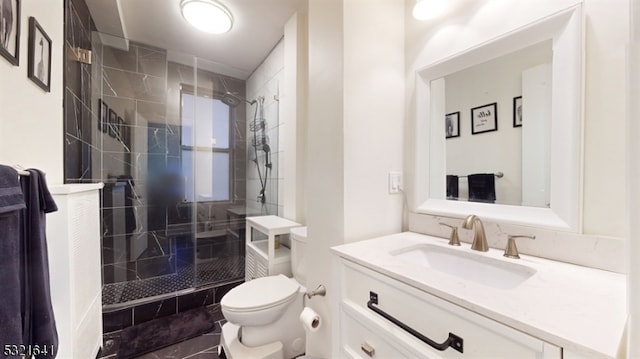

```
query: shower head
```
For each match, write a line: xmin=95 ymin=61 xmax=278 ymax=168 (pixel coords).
xmin=221 ymin=92 xmax=256 ymax=107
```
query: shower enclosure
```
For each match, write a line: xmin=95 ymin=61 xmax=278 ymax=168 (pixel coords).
xmin=63 ymin=17 xmax=280 ymax=320
xmin=96 ymin=47 xmax=254 ymax=307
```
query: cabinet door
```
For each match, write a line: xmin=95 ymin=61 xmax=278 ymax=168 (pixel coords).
xmin=337 ymin=260 xmax=562 ymax=359
xmin=341 ymin=302 xmax=442 ymax=358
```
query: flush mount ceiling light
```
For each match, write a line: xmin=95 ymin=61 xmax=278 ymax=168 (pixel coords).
xmin=412 ymin=0 xmax=449 ymax=21
xmin=180 ymin=0 xmax=233 ymax=34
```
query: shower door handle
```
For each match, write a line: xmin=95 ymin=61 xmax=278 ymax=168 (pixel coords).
xmin=183 ymin=176 xmax=188 ymax=202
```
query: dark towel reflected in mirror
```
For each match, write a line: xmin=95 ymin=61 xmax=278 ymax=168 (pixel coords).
xmin=468 ymin=173 xmax=496 ymax=204
xmin=446 ymin=175 xmax=459 ymax=199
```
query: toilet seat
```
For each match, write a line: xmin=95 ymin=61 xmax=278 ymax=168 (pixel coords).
xmin=221 ymin=274 xmax=300 ymax=312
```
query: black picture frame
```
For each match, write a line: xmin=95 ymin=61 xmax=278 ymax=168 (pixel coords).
xmin=0 ymin=0 xmax=20 ymax=65
xmin=108 ymin=109 xmax=118 ymax=138
xmin=117 ymin=116 xmax=125 ymax=142
xmin=27 ymin=17 xmax=51 ymax=92
xmin=470 ymin=102 xmax=498 ymax=135
xmin=98 ymin=99 xmax=109 ymax=133
xmin=121 ymin=121 xmax=129 ymax=147
xmin=445 ymin=111 xmax=460 ymax=139
xmin=513 ymin=96 xmax=522 ymax=127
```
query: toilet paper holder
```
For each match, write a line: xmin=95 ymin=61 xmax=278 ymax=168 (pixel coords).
xmin=305 ymin=284 xmax=326 ymax=299
xmin=303 ymin=284 xmax=326 ymax=305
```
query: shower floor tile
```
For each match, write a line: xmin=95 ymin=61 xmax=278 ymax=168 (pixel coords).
xmin=103 ymin=256 xmax=244 ymax=306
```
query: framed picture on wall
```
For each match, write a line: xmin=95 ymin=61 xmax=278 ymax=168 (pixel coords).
xmin=117 ymin=116 xmax=125 ymax=142
xmin=0 ymin=0 xmax=20 ymax=65
xmin=98 ymin=99 xmax=109 ymax=133
xmin=108 ymin=109 xmax=118 ymax=138
xmin=121 ymin=123 xmax=129 ymax=147
xmin=27 ymin=17 xmax=52 ymax=92
xmin=513 ymin=96 xmax=522 ymax=127
xmin=470 ymin=102 xmax=498 ymax=135
xmin=445 ymin=111 xmax=460 ymax=139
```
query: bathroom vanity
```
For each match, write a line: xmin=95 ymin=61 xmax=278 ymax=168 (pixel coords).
xmin=330 ymin=232 xmax=626 ymax=358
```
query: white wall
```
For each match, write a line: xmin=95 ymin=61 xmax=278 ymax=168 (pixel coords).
xmin=445 ymin=41 xmax=551 ymax=205
xmin=627 ymin=0 xmax=640 ymax=355
xmin=405 ymin=0 xmax=629 ymax=238
xmin=342 ymin=0 xmax=405 ymax=242
xmin=0 ymin=0 xmax=64 ymax=184
xmin=306 ymin=0 xmax=345 ymax=354
xmin=283 ymin=13 xmax=308 ymax=223
xmin=246 ymin=40 xmax=285 ymax=216
xmin=306 ymin=0 xmax=405 ymax=357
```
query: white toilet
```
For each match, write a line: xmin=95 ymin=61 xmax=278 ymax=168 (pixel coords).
xmin=220 ymin=227 xmax=309 ymax=359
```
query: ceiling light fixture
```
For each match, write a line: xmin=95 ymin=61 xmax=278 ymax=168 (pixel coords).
xmin=412 ymin=0 xmax=448 ymax=21
xmin=180 ymin=0 xmax=233 ymax=34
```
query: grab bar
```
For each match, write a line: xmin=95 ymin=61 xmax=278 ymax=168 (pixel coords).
xmin=367 ymin=291 xmax=464 ymax=353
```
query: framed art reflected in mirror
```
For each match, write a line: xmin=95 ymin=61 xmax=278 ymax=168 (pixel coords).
xmin=445 ymin=111 xmax=460 ymax=139
xmin=513 ymin=96 xmax=523 ymax=127
xmin=471 ymin=103 xmax=497 ymax=135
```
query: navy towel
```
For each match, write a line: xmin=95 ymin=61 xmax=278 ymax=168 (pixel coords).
xmin=21 ymin=169 xmax=58 ymax=358
xmin=0 ymin=165 xmax=27 ymax=356
xmin=446 ymin=175 xmax=459 ymax=199
xmin=468 ymin=173 xmax=496 ymax=203
xmin=0 ymin=166 xmax=25 ymax=214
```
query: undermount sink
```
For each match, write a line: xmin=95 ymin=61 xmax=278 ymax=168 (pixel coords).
xmin=391 ymin=244 xmax=536 ymax=289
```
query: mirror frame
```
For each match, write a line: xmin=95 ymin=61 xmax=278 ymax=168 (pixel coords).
xmin=413 ymin=5 xmax=583 ymax=232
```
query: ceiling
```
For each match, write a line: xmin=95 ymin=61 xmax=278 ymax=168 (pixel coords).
xmin=89 ymin=0 xmax=307 ymax=79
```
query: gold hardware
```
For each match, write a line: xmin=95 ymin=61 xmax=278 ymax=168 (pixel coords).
xmin=305 ymin=284 xmax=326 ymax=299
xmin=303 ymin=284 xmax=326 ymax=306
xmin=439 ymin=223 xmax=460 ymax=246
xmin=462 ymin=215 xmax=488 ymax=251
xmin=504 ymin=235 xmax=536 ymax=259
xmin=361 ymin=342 xmax=375 ymax=357
xmin=73 ymin=47 xmax=92 ymax=64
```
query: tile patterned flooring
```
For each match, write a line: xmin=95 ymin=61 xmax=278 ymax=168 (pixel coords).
xmin=99 ymin=320 xmax=225 ymax=359
xmin=134 ymin=330 xmax=222 ymax=359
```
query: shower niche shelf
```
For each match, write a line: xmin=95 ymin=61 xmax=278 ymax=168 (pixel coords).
xmin=245 ymin=215 xmax=301 ymax=281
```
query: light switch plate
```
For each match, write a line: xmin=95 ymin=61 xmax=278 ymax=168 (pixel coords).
xmin=388 ymin=172 xmax=402 ymax=194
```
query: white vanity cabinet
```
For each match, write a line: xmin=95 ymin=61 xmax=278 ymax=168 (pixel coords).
xmin=333 ymin=258 xmax=561 ymax=358
xmin=47 ymin=184 xmax=103 ymax=359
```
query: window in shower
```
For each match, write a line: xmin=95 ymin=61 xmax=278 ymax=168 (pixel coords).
xmin=181 ymin=90 xmax=232 ymax=203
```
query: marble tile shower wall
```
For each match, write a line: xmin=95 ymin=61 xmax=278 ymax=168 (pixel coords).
xmin=64 ymin=0 xmax=100 ymax=182
xmin=246 ymin=40 xmax=284 ymax=216
xmin=98 ymin=41 xmax=181 ymax=285
xmin=64 ymin=0 xmax=249 ymax=286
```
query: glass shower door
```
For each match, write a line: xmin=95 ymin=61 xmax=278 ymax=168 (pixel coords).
xmin=181 ymin=60 xmax=247 ymax=288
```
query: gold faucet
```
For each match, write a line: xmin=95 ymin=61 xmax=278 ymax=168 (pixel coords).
xmin=462 ymin=215 xmax=489 ymax=251
xmin=503 ymin=234 xmax=536 ymax=259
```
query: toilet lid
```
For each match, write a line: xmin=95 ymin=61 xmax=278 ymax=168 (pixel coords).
xmin=290 ymin=226 xmax=308 ymax=241
xmin=221 ymin=275 xmax=299 ymax=312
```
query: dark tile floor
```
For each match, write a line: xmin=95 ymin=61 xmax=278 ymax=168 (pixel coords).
xmin=99 ymin=320 xmax=225 ymax=359
xmin=134 ymin=330 xmax=222 ymax=359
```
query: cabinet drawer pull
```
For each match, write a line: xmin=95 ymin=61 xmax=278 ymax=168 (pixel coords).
xmin=367 ymin=291 xmax=464 ymax=353
xmin=361 ymin=342 xmax=375 ymax=357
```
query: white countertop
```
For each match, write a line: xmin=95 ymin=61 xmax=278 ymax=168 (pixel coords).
xmin=331 ymin=232 xmax=626 ymax=358
xmin=49 ymin=183 xmax=104 ymax=194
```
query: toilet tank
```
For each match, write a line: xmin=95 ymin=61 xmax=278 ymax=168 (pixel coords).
xmin=290 ymin=227 xmax=308 ymax=286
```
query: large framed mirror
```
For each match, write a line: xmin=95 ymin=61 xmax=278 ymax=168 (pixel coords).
xmin=413 ymin=5 xmax=583 ymax=232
